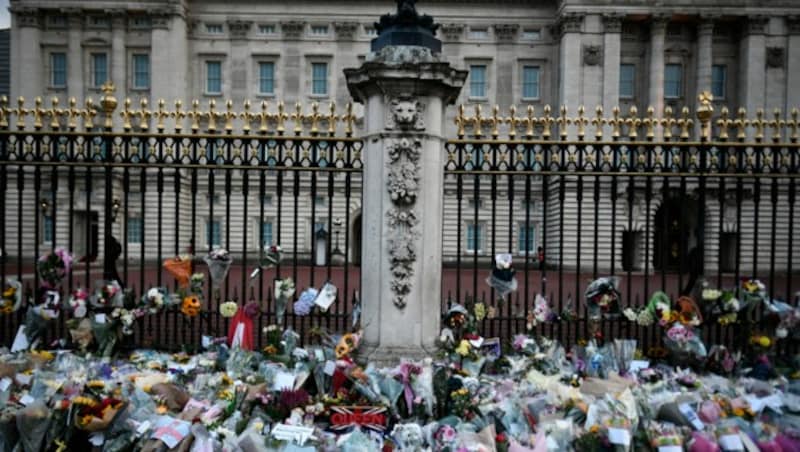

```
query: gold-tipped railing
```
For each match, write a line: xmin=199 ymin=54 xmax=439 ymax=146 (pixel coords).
xmin=452 ymin=92 xmax=799 ymax=144
xmin=0 ymin=82 xmax=358 ymax=138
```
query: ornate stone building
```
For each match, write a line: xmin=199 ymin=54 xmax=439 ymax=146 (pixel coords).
xmin=5 ymin=0 xmax=800 ymax=275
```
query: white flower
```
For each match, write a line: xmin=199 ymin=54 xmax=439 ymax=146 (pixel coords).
xmin=74 ymin=304 xmax=87 ymax=318
xmin=637 ymin=309 xmax=654 ymax=326
xmin=702 ymin=289 xmax=722 ymax=300
xmin=776 ymin=327 xmax=788 ymax=338
xmin=622 ymin=308 xmax=637 ymax=322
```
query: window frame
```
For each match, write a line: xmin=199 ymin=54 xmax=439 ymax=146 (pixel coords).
xmin=517 ymin=222 xmax=537 ymax=255
xmin=619 ymin=63 xmax=636 ymax=99
xmin=206 ymin=219 xmax=223 ymax=248
xmin=310 ymin=61 xmax=329 ymax=97
xmin=258 ymin=61 xmax=276 ymax=96
xmin=469 ymin=64 xmax=488 ymax=99
xmin=260 ymin=220 xmax=274 ymax=248
xmin=711 ymin=64 xmax=727 ymax=99
xmin=258 ymin=24 xmax=277 ymax=35
xmin=468 ymin=27 xmax=490 ymax=40
xmin=521 ymin=65 xmax=541 ymax=100
xmin=205 ymin=23 xmax=224 ymax=34
xmin=464 ymin=221 xmax=486 ymax=254
xmin=126 ymin=216 xmax=143 ymax=244
xmin=131 ymin=53 xmax=150 ymax=90
xmin=41 ymin=214 xmax=54 ymax=245
xmin=664 ymin=63 xmax=683 ymax=99
xmin=50 ymin=52 xmax=67 ymax=89
xmin=310 ymin=24 xmax=330 ymax=36
xmin=205 ymin=60 xmax=223 ymax=95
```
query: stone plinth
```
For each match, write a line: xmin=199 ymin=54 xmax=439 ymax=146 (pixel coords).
xmin=345 ymin=45 xmax=466 ymax=365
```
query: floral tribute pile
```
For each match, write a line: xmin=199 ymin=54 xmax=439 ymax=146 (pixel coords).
xmin=0 ymin=249 xmax=799 ymax=450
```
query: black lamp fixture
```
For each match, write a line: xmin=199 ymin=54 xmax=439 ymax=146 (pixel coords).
xmin=333 ymin=217 xmax=343 ymax=252
xmin=111 ymin=198 xmax=121 ymax=221
xmin=39 ymin=198 xmax=49 ymax=214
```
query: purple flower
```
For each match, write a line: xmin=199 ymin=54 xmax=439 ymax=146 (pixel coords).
xmin=293 ymin=288 xmax=317 ymax=316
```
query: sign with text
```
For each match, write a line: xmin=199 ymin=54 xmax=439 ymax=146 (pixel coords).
xmin=328 ymin=406 xmax=388 ymax=432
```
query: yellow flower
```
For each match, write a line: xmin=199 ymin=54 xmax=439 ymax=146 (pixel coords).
xmin=72 ymin=396 xmax=96 ymax=407
xmin=221 ymin=374 xmax=233 ymax=386
xmin=732 ymin=407 xmax=745 ymax=417
xmin=455 ymin=340 xmax=471 ymax=356
xmin=155 ymin=405 xmax=168 ymax=414
xmin=590 ymin=425 xmax=600 ymax=434
xmin=474 ymin=303 xmax=486 ymax=321
xmin=3 ymin=287 xmax=15 ymax=299
xmin=263 ymin=345 xmax=278 ymax=355
xmin=87 ymin=380 xmax=105 ymax=389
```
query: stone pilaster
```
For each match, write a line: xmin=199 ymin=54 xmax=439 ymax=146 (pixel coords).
xmin=696 ymin=19 xmax=714 ymax=97
xmin=66 ymin=11 xmax=84 ymax=102
xmin=345 ymin=46 xmax=466 ymax=363
xmin=152 ymin=11 xmax=189 ymax=107
xmin=11 ymin=7 xmax=43 ymax=102
xmin=787 ymin=16 xmax=800 ymax=112
xmin=557 ymin=13 xmax=584 ymax=115
xmin=111 ymin=13 xmax=126 ymax=102
xmin=602 ymin=14 xmax=622 ymax=136
xmin=739 ymin=16 xmax=767 ymax=125
xmin=648 ymin=15 xmax=668 ymax=136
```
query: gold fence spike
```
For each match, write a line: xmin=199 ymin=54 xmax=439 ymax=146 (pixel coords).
xmin=258 ymin=100 xmax=271 ymax=134
xmin=343 ymin=102 xmax=356 ymax=137
xmin=276 ymin=101 xmax=288 ymax=135
xmin=661 ymin=106 xmax=675 ymax=141
xmin=155 ymin=99 xmax=168 ymax=132
xmin=67 ymin=97 xmax=80 ymax=131
xmin=677 ymin=107 xmax=693 ymax=140
xmin=608 ymin=106 xmax=622 ymax=139
xmin=789 ymin=108 xmax=799 ymax=142
xmin=83 ymin=98 xmax=97 ymax=131
xmin=505 ymin=105 xmax=520 ymax=139
xmin=489 ymin=105 xmax=501 ymax=139
xmin=0 ymin=96 xmax=8 ymax=129
xmin=470 ymin=104 xmax=484 ymax=138
xmin=137 ymin=98 xmax=152 ymax=132
xmin=172 ymin=100 xmax=186 ymax=133
xmin=540 ymin=105 xmax=553 ymax=140
xmin=207 ymin=99 xmax=218 ymax=133
xmin=752 ymin=108 xmax=766 ymax=142
xmin=769 ymin=108 xmax=783 ymax=143
xmin=734 ymin=108 xmax=748 ymax=141
xmin=455 ymin=104 xmax=466 ymax=138
xmin=326 ymin=102 xmax=337 ymax=136
xmin=223 ymin=100 xmax=236 ymax=133
xmin=308 ymin=102 xmax=322 ymax=135
xmin=696 ymin=91 xmax=714 ymax=142
xmin=33 ymin=97 xmax=45 ymax=130
xmin=625 ymin=105 xmax=640 ymax=140
xmin=188 ymin=100 xmax=202 ymax=133
xmin=15 ymin=97 xmax=28 ymax=130
xmin=557 ymin=105 xmax=570 ymax=140
xmin=524 ymin=105 xmax=536 ymax=139
xmin=643 ymin=106 xmax=656 ymax=140
xmin=591 ymin=106 xmax=604 ymax=140
xmin=240 ymin=100 xmax=254 ymax=134
xmin=48 ymin=97 xmax=63 ymax=131
xmin=575 ymin=105 xmax=588 ymax=140
xmin=120 ymin=98 xmax=133 ymax=132
xmin=291 ymin=102 xmax=304 ymax=135
xmin=716 ymin=107 xmax=732 ymax=141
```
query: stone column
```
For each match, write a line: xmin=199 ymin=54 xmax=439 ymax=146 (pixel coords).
xmin=151 ymin=10 xmax=189 ymax=106
xmin=67 ymin=13 xmax=84 ymax=102
xmin=602 ymin=14 xmax=622 ymax=130
xmin=558 ymin=13 xmax=584 ymax=113
xmin=648 ymin=16 xmax=668 ymax=123
xmin=11 ymin=7 xmax=43 ymax=102
xmin=111 ymin=13 xmax=126 ymax=101
xmin=695 ymin=20 xmax=714 ymax=97
xmin=739 ymin=17 xmax=767 ymax=116
xmin=228 ymin=19 xmax=252 ymax=103
xmin=787 ymin=17 xmax=800 ymax=113
xmin=345 ymin=47 xmax=466 ymax=363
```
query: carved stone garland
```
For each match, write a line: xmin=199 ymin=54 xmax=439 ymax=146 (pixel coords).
xmin=386 ymin=98 xmax=424 ymax=309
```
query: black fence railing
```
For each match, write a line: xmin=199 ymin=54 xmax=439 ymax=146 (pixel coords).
xmin=443 ymin=118 xmax=800 ymax=353
xmin=0 ymin=128 xmax=364 ymax=350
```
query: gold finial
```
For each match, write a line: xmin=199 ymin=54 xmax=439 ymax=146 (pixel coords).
xmin=276 ymin=101 xmax=288 ymax=135
xmin=307 ymin=102 xmax=323 ymax=135
xmin=47 ymin=97 xmax=63 ymax=130
xmin=67 ymin=97 xmax=81 ymax=131
xmin=206 ymin=99 xmax=218 ymax=133
xmin=469 ymin=104 xmax=484 ymax=138
xmin=14 ymin=97 xmax=29 ymax=130
xmin=455 ymin=104 xmax=466 ymax=138
xmin=172 ymin=100 xmax=187 ymax=133
xmin=291 ymin=102 xmax=304 ymax=135
xmin=0 ymin=96 xmax=9 ymax=129
xmin=661 ymin=106 xmax=675 ymax=141
xmin=591 ymin=105 xmax=604 ymax=140
xmin=256 ymin=100 xmax=271 ymax=134
xmin=574 ymin=105 xmax=588 ymax=140
xmin=505 ymin=105 xmax=521 ymax=139
xmin=343 ymin=102 xmax=356 ymax=137
xmin=677 ymin=107 xmax=693 ymax=140
xmin=137 ymin=98 xmax=152 ymax=132
xmin=607 ymin=106 xmax=622 ymax=139
xmin=625 ymin=105 xmax=641 ymax=140
xmin=716 ymin=107 xmax=732 ymax=141
xmin=33 ymin=97 xmax=46 ymax=130
xmin=100 ymin=81 xmax=118 ymax=131
xmin=188 ymin=100 xmax=202 ymax=133
xmin=540 ymin=105 xmax=554 ymax=140
xmin=557 ymin=105 xmax=570 ymax=140
xmin=752 ymin=108 xmax=766 ymax=142
xmin=155 ymin=99 xmax=168 ymax=132
xmin=326 ymin=102 xmax=337 ymax=136
xmin=643 ymin=106 xmax=656 ymax=140
xmin=524 ymin=105 xmax=536 ymax=139
xmin=240 ymin=100 xmax=255 ymax=134
xmin=696 ymin=91 xmax=714 ymax=142
xmin=222 ymin=100 xmax=236 ymax=133
xmin=119 ymin=98 xmax=134 ymax=131
xmin=489 ymin=105 xmax=501 ymax=139
xmin=734 ymin=107 xmax=748 ymax=141
xmin=788 ymin=108 xmax=799 ymax=143
xmin=768 ymin=108 xmax=783 ymax=143
xmin=83 ymin=98 xmax=97 ymax=131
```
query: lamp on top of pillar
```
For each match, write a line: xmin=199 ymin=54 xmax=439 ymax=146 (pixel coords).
xmin=371 ymin=0 xmax=441 ymax=52
xmin=39 ymin=198 xmax=49 ymax=215
xmin=111 ymin=198 xmax=121 ymax=222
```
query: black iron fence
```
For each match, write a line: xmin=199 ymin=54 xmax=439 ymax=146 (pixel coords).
xmin=443 ymin=102 xmax=800 ymax=353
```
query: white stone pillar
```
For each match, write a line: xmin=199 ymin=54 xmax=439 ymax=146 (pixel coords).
xmin=227 ymin=19 xmax=252 ymax=104
xmin=648 ymin=16 xmax=668 ymax=122
xmin=739 ymin=17 xmax=767 ymax=116
xmin=602 ymin=14 xmax=622 ymax=132
xmin=696 ymin=20 xmax=714 ymax=97
xmin=11 ymin=7 xmax=43 ymax=104
xmin=111 ymin=14 xmax=126 ymax=101
xmin=67 ymin=14 xmax=84 ymax=102
xmin=345 ymin=47 xmax=466 ymax=363
xmin=787 ymin=17 xmax=800 ymax=112
xmin=151 ymin=12 xmax=189 ymax=106
xmin=558 ymin=13 xmax=583 ymax=112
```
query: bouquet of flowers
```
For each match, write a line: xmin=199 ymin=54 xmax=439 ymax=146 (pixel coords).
xmin=66 ymin=287 xmax=90 ymax=318
xmin=293 ymin=288 xmax=317 ymax=316
xmin=17 ymin=290 xmax=62 ymax=351
xmin=585 ymin=276 xmax=621 ymax=319
xmin=1 ymin=279 xmax=23 ymax=315
xmin=250 ymin=244 xmax=283 ymax=281
xmin=274 ymin=278 xmax=296 ymax=324
xmin=663 ymin=323 xmax=707 ymax=361
xmin=204 ymin=248 xmax=232 ymax=290
xmin=486 ymin=253 xmax=517 ymax=299
xmin=140 ymin=287 xmax=170 ymax=314
xmin=89 ymin=280 xmax=124 ymax=308
xmin=37 ymin=247 xmax=73 ymax=288
xmin=220 ymin=300 xmax=238 ymax=318
xmin=163 ymin=255 xmax=192 ymax=288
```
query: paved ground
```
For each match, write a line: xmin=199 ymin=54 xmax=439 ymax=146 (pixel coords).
xmin=1 ymin=262 xmax=797 ymax=352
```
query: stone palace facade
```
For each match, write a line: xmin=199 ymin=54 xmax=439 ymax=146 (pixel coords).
xmin=5 ymin=0 xmax=800 ymax=274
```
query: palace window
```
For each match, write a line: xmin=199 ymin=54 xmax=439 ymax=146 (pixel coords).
xmin=619 ymin=64 xmax=635 ymax=99
xmin=522 ymin=65 xmax=540 ymax=99
xmin=664 ymin=64 xmax=683 ymax=99
xmin=259 ymin=62 xmax=275 ymax=95
xmin=206 ymin=61 xmax=222 ymax=94
xmin=469 ymin=65 xmax=487 ymax=98
xmin=312 ymin=62 xmax=328 ymax=96
xmin=712 ymin=65 xmax=726 ymax=99
xmin=132 ymin=54 xmax=150 ymax=89
xmin=51 ymin=53 xmax=67 ymax=88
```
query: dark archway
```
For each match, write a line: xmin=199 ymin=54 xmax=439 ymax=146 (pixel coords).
xmin=653 ymin=197 xmax=698 ymax=271
xmin=351 ymin=214 xmax=362 ymax=266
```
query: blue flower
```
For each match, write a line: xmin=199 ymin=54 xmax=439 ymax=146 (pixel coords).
xmin=293 ymin=288 xmax=317 ymax=316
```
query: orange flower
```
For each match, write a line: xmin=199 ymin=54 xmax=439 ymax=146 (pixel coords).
xmin=181 ymin=295 xmax=201 ymax=317
xmin=263 ymin=345 xmax=278 ymax=355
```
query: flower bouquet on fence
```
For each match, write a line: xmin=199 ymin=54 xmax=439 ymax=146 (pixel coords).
xmin=585 ymin=276 xmax=622 ymax=342
xmin=37 ymin=247 xmax=72 ymax=289
xmin=486 ymin=253 xmax=517 ymax=300
xmin=250 ymin=244 xmax=283 ymax=281
xmin=1 ymin=279 xmax=23 ymax=315
xmin=274 ymin=278 xmax=296 ymax=324
xmin=163 ymin=255 xmax=192 ymax=288
xmin=204 ymin=247 xmax=232 ymax=293
xmin=14 ymin=290 xmax=61 ymax=352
